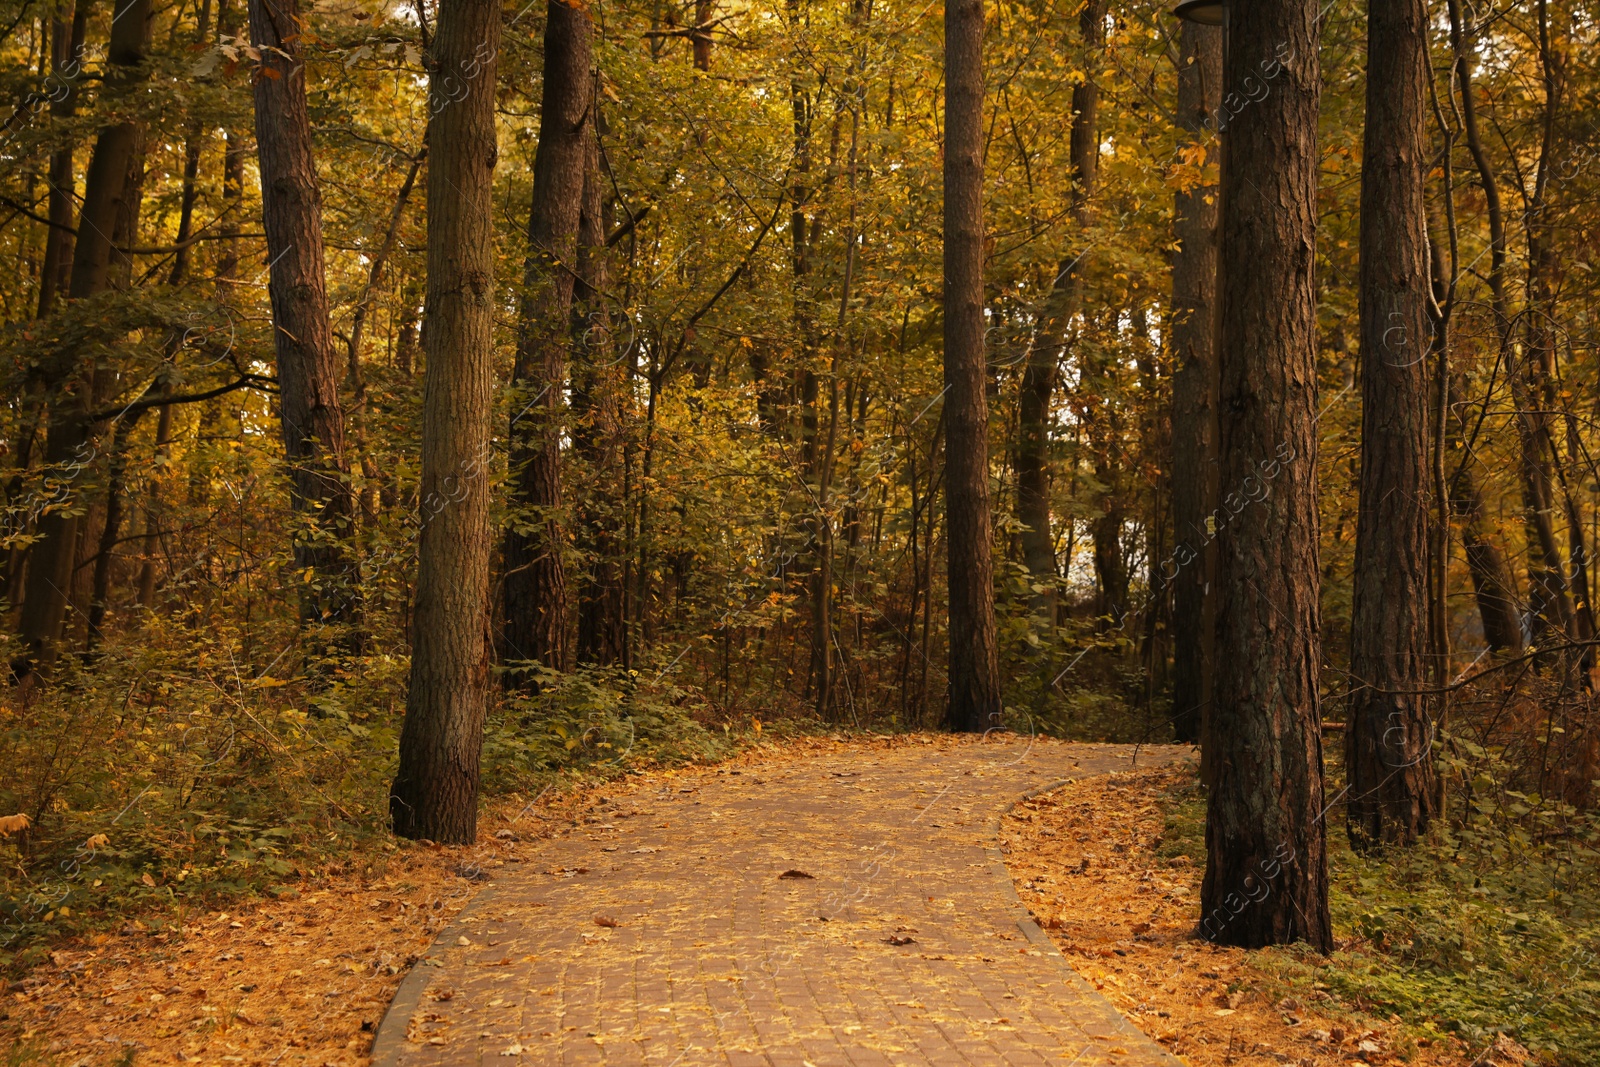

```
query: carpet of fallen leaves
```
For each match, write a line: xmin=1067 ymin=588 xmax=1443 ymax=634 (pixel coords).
xmin=1002 ymin=767 xmax=1496 ymax=1067
xmin=1 ymin=734 xmax=906 ymax=1066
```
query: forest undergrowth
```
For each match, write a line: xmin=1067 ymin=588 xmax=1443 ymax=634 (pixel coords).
xmin=1154 ymin=756 xmax=1600 ymax=1065
xmin=1009 ymin=758 xmax=1600 ymax=1067
xmin=0 ymin=622 xmax=750 ymax=977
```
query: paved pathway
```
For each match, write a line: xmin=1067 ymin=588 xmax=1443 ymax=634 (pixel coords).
xmin=374 ymin=736 xmax=1189 ymax=1067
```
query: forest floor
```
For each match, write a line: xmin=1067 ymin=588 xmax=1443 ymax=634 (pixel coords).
xmin=1003 ymin=770 xmax=1518 ymax=1067
xmin=1 ymin=735 xmax=1541 ymax=1067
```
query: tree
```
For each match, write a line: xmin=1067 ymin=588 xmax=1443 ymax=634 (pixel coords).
xmin=1345 ymin=0 xmax=1438 ymax=850
xmin=248 ymin=0 xmax=360 ymax=644
xmin=501 ymin=0 xmax=594 ymax=683
xmin=390 ymin=0 xmax=501 ymax=844
xmin=17 ymin=0 xmax=151 ymax=671
xmin=36 ymin=0 xmax=86 ymax=319
xmin=1199 ymin=0 xmax=1332 ymax=950
xmin=571 ymin=123 xmax=628 ymax=668
xmin=942 ymin=0 xmax=1001 ymax=732
xmin=1015 ymin=0 xmax=1108 ymax=625
xmin=1168 ymin=19 xmax=1222 ymax=748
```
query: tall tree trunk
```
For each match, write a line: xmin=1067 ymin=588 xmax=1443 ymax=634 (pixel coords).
xmin=17 ymin=0 xmax=151 ymax=672
xmin=1200 ymin=0 xmax=1331 ymax=951
xmin=942 ymin=0 xmax=1001 ymax=732
xmin=1450 ymin=471 xmax=1524 ymax=652
xmin=390 ymin=0 xmax=501 ymax=844
xmin=1524 ymin=0 xmax=1580 ymax=650
xmin=1015 ymin=0 xmax=1107 ymax=622
xmin=572 ymin=124 xmax=628 ymax=668
xmin=86 ymin=406 xmax=149 ymax=653
xmin=692 ymin=0 xmax=713 ymax=70
xmin=1168 ymin=18 xmax=1222 ymax=747
xmin=1346 ymin=0 xmax=1438 ymax=851
xmin=248 ymin=0 xmax=360 ymax=643
xmin=502 ymin=0 xmax=593 ymax=681
xmin=135 ymin=401 xmax=173 ymax=607
xmin=215 ymin=0 xmax=246 ymax=293
xmin=36 ymin=0 xmax=87 ymax=318
xmin=168 ymin=0 xmax=211 ymax=287
xmin=1447 ymin=0 xmax=1570 ymax=643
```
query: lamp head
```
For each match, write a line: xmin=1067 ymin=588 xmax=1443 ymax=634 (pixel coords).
xmin=1173 ymin=0 xmax=1225 ymax=25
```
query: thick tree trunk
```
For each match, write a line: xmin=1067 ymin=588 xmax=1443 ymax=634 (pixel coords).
xmin=248 ymin=0 xmax=360 ymax=642
xmin=942 ymin=0 xmax=1001 ymax=732
xmin=17 ymin=0 xmax=151 ymax=671
xmin=1168 ymin=19 xmax=1222 ymax=747
xmin=502 ymin=0 xmax=593 ymax=681
xmin=1346 ymin=0 xmax=1438 ymax=851
xmin=391 ymin=0 xmax=501 ymax=844
xmin=1199 ymin=0 xmax=1331 ymax=951
xmin=572 ymin=127 xmax=629 ymax=668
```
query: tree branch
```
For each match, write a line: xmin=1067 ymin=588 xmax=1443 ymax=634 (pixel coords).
xmin=91 ymin=375 xmax=275 ymax=423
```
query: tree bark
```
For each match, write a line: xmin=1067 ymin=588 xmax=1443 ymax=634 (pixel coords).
xmin=1199 ymin=0 xmax=1331 ymax=951
xmin=215 ymin=0 xmax=246 ymax=291
xmin=17 ymin=0 xmax=151 ymax=671
xmin=86 ymin=406 xmax=149 ymax=653
xmin=1168 ymin=18 xmax=1222 ymax=746
xmin=502 ymin=0 xmax=593 ymax=681
xmin=572 ymin=123 xmax=628 ymax=668
xmin=391 ymin=0 xmax=500 ymax=844
xmin=36 ymin=0 xmax=87 ymax=318
xmin=942 ymin=0 xmax=1001 ymax=732
xmin=248 ymin=0 xmax=360 ymax=643
xmin=1345 ymin=0 xmax=1438 ymax=851
xmin=1015 ymin=0 xmax=1107 ymax=622
xmin=168 ymin=0 xmax=211 ymax=287
xmin=135 ymin=400 xmax=173 ymax=607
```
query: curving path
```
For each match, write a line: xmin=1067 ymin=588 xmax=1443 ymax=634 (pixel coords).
xmin=374 ymin=736 xmax=1189 ymax=1067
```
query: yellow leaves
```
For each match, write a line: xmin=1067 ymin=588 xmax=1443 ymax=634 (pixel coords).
xmin=84 ymin=833 xmax=110 ymax=851
xmin=0 ymin=813 xmax=30 ymax=837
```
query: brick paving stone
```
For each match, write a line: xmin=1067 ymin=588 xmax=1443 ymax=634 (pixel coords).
xmin=374 ymin=737 xmax=1189 ymax=1067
